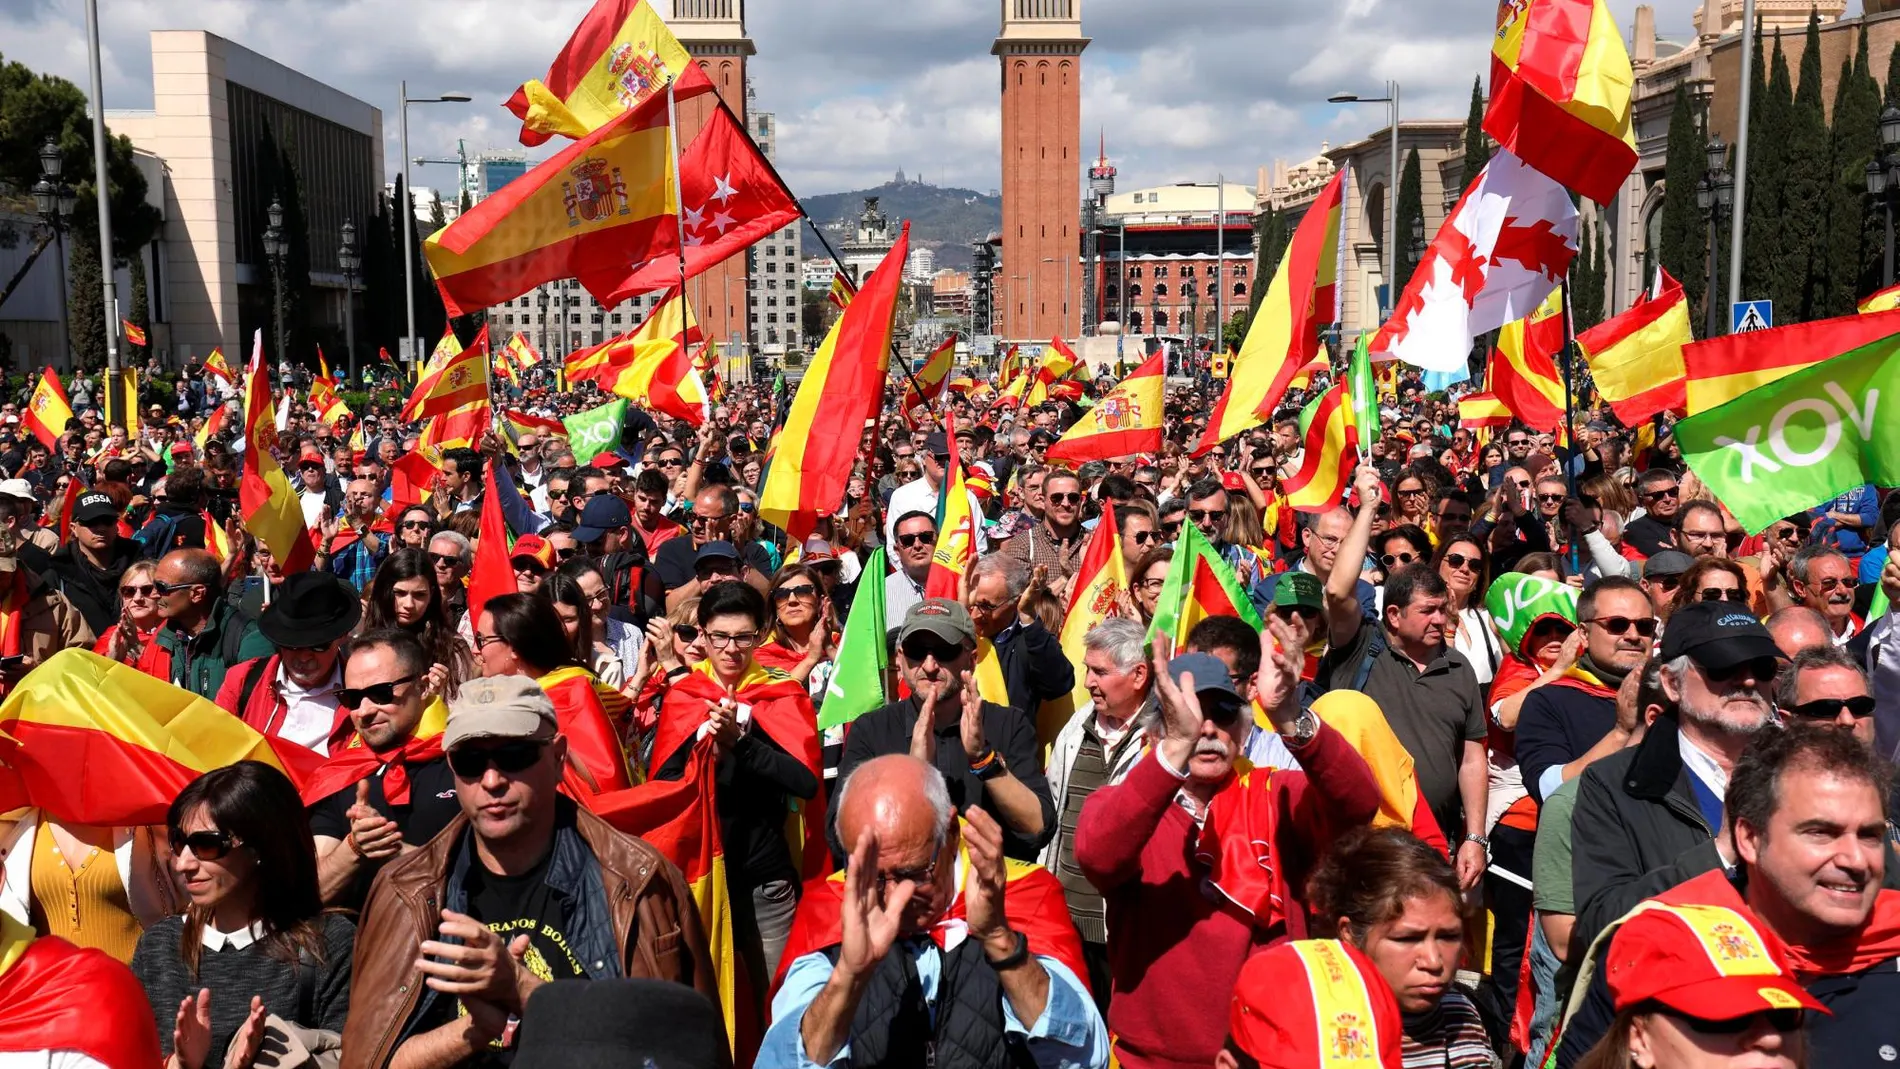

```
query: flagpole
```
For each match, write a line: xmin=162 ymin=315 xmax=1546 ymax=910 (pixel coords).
xmin=1560 ymin=280 xmax=1582 ymax=576
xmin=665 ymin=79 xmax=698 ymax=410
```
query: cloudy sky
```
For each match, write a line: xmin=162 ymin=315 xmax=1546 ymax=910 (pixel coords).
xmin=3 ymin=0 xmax=1708 ymax=198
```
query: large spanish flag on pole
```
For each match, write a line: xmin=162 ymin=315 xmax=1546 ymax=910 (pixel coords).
xmin=1195 ymin=167 xmax=1348 ymax=456
xmin=504 ymin=0 xmax=714 ymax=146
xmin=23 ymin=368 xmax=73 ymax=451
xmin=239 ymin=331 xmax=316 ymax=574
xmin=1488 ymin=287 xmax=1567 ymax=429
xmin=1282 ymin=380 xmax=1360 ymax=513
xmin=1046 ymin=351 xmax=1166 ymax=466
xmin=1038 ymin=503 xmax=1127 ymax=747
xmin=924 ymin=414 xmax=977 ymax=600
xmin=760 ymin=223 xmax=910 ymax=542
xmin=604 ymin=338 xmax=713 ymax=427
xmin=568 ymin=285 xmax=701 ymax=385
xmin=1485 ymin=0 xmax=1636 ymax=204
xmin=901 ymin=335 xmax=957 ymax=417
xmin=1575 ymin=269 xmax=1694 ymax=425
xmin=402 ymin=327 xmax=487 ymax=420
xmin=0 ymin=649 xmax=324 ymax=824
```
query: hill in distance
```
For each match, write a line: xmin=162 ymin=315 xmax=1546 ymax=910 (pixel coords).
xmin=801 ymin=177 xmax=1000 ymax=272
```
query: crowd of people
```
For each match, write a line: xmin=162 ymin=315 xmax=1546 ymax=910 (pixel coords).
xmin=4 ymin=348 xmax=1897 ymax=1069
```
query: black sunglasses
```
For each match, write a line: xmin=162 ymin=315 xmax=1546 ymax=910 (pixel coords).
xmin=1442 ymin=552 xmax=1479 ymax=571
xmin=168 ymin=828 xmax=239 ymax=861
xmin=152 ymin=579 xmax=205 ymax=596
xmin=1380 ymin=551 xmax=1417 ymax=568
xmin=400 ymin=519 xmax=433 ymax=530
xmin=1704 ymin=656 xmax=1780 ymax=684
xmin=1272 ymin=604 xmax=1321 ymax=622
xmin=1128 ymin=529 xmax=1157 ymax=545
xmin=1790 ymin=695 xmax=1876 ymax=720
xmin=896 ymin=531 xmax=937 ymax=548
xmin=448 ymin=741 xmax=546 ymax=779
xmin=429 ymin=552 xmax=463 ymax=569
xmin=1584 ymin=615 xmax=1658 ymax=638
xmin=902 ymin=638 xmax=964 ymax=664
xmin=1161 ymin=520 xmax=1183 ymax=535
xmin=772 ymin=583 xmax=820 ymax=603
xmin=1046 ymin=492 xmax=1083 ymax=506
xmin=1663 ymin=1007 xmax=1805 ymax=1036
xmin=1697 ymin=588 xmax=1748 ymax=604
xmin=1188 ymin=509 xmax=1227 ymax=523
xmin=339 ymin=674 xmax=419 ymax=709
xmin=673 ymin=624 xmax=700 ymax=642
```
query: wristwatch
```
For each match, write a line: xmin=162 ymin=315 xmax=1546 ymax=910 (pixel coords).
xmin=971 ymin=749 xmax=1009 ymax=781
xmin=1280 ymin=708 xmax=1319 ymax=747
xmin=1465 ymin=833 xmax=1491 ymax=854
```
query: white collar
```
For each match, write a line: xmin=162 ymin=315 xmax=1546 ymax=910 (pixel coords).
xmin=278 ymin=661 xmax=342 ymax=699
xmin=201 ymin=919 xmax=267 ymax=951
xmin=1678 ymin=730 xmax=1730 ymax=798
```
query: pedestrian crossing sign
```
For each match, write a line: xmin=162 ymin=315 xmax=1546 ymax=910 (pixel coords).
xmin=1731 ymin=300 xmax=1773 ymax=334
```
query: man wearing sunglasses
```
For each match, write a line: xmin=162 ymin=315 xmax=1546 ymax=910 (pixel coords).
xmin=346 ymin=675 xmax=716 ymax=1069
xmin=884 ymin=511 xmax=938 ymax=623
xmin=42 ymin=490 xmax=138 ymax=637
xmin=655 ymin=485 xmax=772 ymax=612
xmin=217 ymin=571 xmax=361 ymax=755
xmin=1780 ymin=544 xmax=1864 ymax=647
xmin=1624 ymin=469 xmax=1684 ymax=557
xmin=306 ymin=629 xmax=455 ymax=909
xmin=1572 ymin=600 xmax=1785 ymax=950
xmin=830 ymin=598 xmax=1056 ymax=863
xmin=137 ymin=549 xmax=273 ymax=701
xmin=996 ymin=468 xmax=1087 ymax=582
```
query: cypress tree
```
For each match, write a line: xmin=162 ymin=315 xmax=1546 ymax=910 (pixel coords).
xmin=1827 ymin=24 xmax=1882 ymax=316
xmin=1782 ymin=10 xmax=1831 ymax=322
xmin=1394 ymin=148 xmax=1424 ymax=297
xmin=1249 ymin=205 xmax=1287 ymax=316
xmin=1462 ymin=75 xmax=1492 ymax=189
xmin=1742 ymin=25 xmax=1789 ymax=313
xmin=67 ymin=224 xmax=105 ymax=371
xmin=1888 ymin=41 xmax=1900 ymax=107
xmin=1658 ymin=84 xmax=1711 ymax=329
xmin=277 ymin=146 xmax=314 ymax=366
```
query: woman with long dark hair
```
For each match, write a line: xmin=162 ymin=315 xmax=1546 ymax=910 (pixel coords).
xmin=545 ymin=569 xmax=624 ymax=691
xmin=474 ymin=592 xmax=633 ymax=793
xmin=393 ymin=506 xmax=436 ymax=551
xmin=361 ymin=548 xmax=472 ymax=691
xmin=130 ymin=762 xmax=351 ymax=1069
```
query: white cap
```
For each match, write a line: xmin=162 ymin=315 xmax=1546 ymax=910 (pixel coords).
xmin=0 ymin=479 xmax=33 ymax=500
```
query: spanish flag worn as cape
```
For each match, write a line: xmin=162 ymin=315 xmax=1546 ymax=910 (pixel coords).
xmin=771 ymin=831 xmax=1088 ymax=997
xmin=0 ymin=915 xmax=162 ymax=1069
xmin=653 ymin=660 xmax=828 ymax=880
xmin=540 ymin=665 xmax=635 ymax=794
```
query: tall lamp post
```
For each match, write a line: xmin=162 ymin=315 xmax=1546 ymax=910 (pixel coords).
xmin=262 ymin=199 xmax=288 ymax=363
xmin=338 ymin=220 xmax=360 ymax=385
xmin=1865 ymin=108 xmax=1900 ymax=289
xmin=397 ymin=82 xmax=471 ymax=370
xmin=32 ymin=138 xmax=77 ymax=366
xmin=1700 ymin=134 xmax=1736 ymax=339
xmin=1329 ymin=81 xmax=1401 ymax=317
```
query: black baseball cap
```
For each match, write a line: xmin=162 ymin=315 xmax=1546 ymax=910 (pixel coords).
xmin=72 ymin=491 xmax=118 ymax=525
xmin=1658 ymin=601 xmax=1782 ymax=673
xmin=923 ymin=431 xmax=951 ymax=459
xmin=573 ymin=495 xmax=632 ymax=542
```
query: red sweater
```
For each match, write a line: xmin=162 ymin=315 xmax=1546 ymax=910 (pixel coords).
xmin=1074 ymin=725 xmax=1381 ymax=1069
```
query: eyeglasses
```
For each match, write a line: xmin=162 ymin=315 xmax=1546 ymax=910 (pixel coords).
xmin=472 ymin=632 xmax=506 ymax=649
xmin=1136 ymin=576 xmax=1168 ymax=592
xmin=555 ymin=547 xmax=579 ymax=561
xmin=1272 ymin=604 xmax=1322 ymax=622
xmin=689 ymin=513 xmax=725 ymax=527
xmin=672 ymin=624 xmax=701 ymax=642
xmin=429 ymin=552 xmax=463 ymax=570
xmin=1508 ymin=478 xmax=1532 ymax=490
xmin=1046 ymin=492 xmax=1083 ymax=507
xmin=1441 ymin=552 xmax=1479 ymax=572
xmin=896 ymin=531 xmax=937 ymax=548
xmin=1128 ymin=529 xmax=1157 ymax=545
xmin=168 ymin=828 xmax=238 ymax=862
xmin=1805 ymin=576 xmax=1854 ymax=593
xmin=1536 ymin=493 xmax=1566 ymax=504
xmin=1645 ymin=486 xmax=1680 ymax=501
xmin=1396 ymin=486 xmax=1427 ymax=498
xmin=400 ymin=519 xmax=432 ymax=530
xmin=1790 ymin=695 xmax=1876 ymax=720
xmin=1380 ymin=551 xmax=1417 ymax=567
xmin=339 ymin=675 xmax=418 ymax=708
xmin=876 ymin=857 xmax=939 ymax=894
xmin=705 ymin=630 xmax=759 ymax=650
xmin=513 ymin=561 xmax=548 ymax=577
xmin=1188 ymin=509 xmax=1227 ymax=524
xmin=1696 ymin=587 xmax=1749 ymax=604
xmin=902 ymin=637 xmax=965 ymax=664
xmin=152 ymin=580 xmax=204 ymax=596
xmin=655 ymin=456 xmax=686 ymax=468
xmin=1703 ymin=657 xmax=1780 ymax=685
xmin=1583 ymin=615 xmax=1658 ymax=638
xmin=772 ymin=583 xmax=820 ymax=603
xmin=1664 ymin=1007 xmax=1805 ymax=1036
xmin=1529 ymin=618 xmax=1575 ymax=640
xmin=1161 ymin=520 xmax=1183 ymax=536
xmin=1507 ymin=437 xmax=1530 ymax=447
xmin=278 ymin=640 xmax=334 ymax=655
xmin=120 ymin=583 xmax=157 ymax=598
xmin=447 ymin=741 xmax=546 ymax=779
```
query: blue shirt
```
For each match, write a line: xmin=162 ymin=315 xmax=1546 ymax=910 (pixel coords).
xmin=1812 ymin=484 xmax=1879 ymax=554
xmin=757 ymin=942 xmax=1108 ymax=1069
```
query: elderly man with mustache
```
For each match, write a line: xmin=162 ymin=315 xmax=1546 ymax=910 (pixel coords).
xmin=1568 ymin=600 xmax=1785 ymax=950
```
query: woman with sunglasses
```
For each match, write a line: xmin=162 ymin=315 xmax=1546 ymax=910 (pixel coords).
xmin=393 ymin=506 xmax=435 ymax=551
xmin=361 ymin=548 xmax=473 ymax=694
xmin=473 ymin=592 xmax=633 ymax=794
xmin=630 ymin=596 xmax=709 ymax=756
xmin=1668 ymin=558 xmax=1750 ymax=618
xmin=755 ymin=565 xmax=835 ymax=689
xmin=96 ymin=559 xmax=166 ymax=665
xmin=130 ymin=762 xmax=352 ymax=1069
xmin=1392 ymin=470 xmax=1437 ymax=535
xmin=1436 ymin=536 xmax=1501 ymax=687
xmin=651 ymin=581 xmax=820 ymax=999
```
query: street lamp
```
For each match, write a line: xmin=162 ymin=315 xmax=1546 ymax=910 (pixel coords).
xmin=1698 ymin=133 xmax=1735 ymax=339
xmin=338 ymin=219 xmax=360 ymax=385
xmin=262 ymin=198 xmax=288 ymax=363
xmin=536 ymin=285 xmax=551 ymax=378
xmin=32 ymin=137 xmax=76 ymax=366
xmin=1867 ymin=107 xmax=1900 ymax=289
xmin=1409 ymin=214 xmax=1427 ymax=265
xmin=397 ymin=82 xmax=472 ymax=369
xmin=1329 ymin=81 xmax=1402 ymax=317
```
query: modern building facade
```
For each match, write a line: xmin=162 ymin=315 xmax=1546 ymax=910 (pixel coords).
xmin=106 ymin=30 xmax=384 ymax=364
xmin=994 ymin=0 xmax=1087 ymax=342
xmin=671 ymin=0 xmax=754 ymax=380
xmin=745 ymin=104 xmax=802 ymax=364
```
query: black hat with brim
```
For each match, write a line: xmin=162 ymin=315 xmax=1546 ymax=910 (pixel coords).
xmin=259 ymin=572 xmax=363 ymax=648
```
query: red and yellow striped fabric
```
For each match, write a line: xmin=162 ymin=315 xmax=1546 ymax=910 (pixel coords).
xmin=238 ymin=332 xmax=315 ymax=573
xmin=1486 ymin=0 xmax=1636 ymax=204
xmin=1576 ymin=269 xmax=1693 ymax=424
xmin=902 ymin=335 xmax=957 ymax=415
xmin=23 ymin=368 xmax=73 ymax=452
xmin=0 ymin=649 xmax=322 ymax=824
xmin=1680 ymin=308 xmax=1900 ymax=415
xmin=925 ymin=413 xmax=978 ymax=599
xmin=1025 ymin=337 xmax=1079 ymax=407
xmin=1489 ymin=287 xmax=1566 ymax=429
xmin=539 ymin=666 xmax=635 ymax=794
xmin=1046 ymin=351 xmax=1165 ymax=466
xmin=1282 ymin=380 xmax=1358 ymax=512
xmin=402 ymin=328 xmax=488 ymax=421
xmin=503 ymin=0 xmax=712 ymax=146
xmin=1860 ymin=282 xmax=1900 ymax=315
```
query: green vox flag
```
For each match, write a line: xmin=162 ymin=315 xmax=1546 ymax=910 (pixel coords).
xmin=1297 ymin=389 xmax=1324 ymax=437
xmin=563 ymin=398 xmax=627 ymax=465
xmin=1349 ymin=331 xmax=1379 ymax=449
xmin=1675 ymin=333 xmax=1900 ymax=534
xmin=821 ymin=547 xmax=891 ymax=730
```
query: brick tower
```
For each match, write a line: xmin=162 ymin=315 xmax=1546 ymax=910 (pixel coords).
xmin=994 ymin=0 xmax=1089 ymax=344
xmin=671 ymin=0 xmax=754 ymax=374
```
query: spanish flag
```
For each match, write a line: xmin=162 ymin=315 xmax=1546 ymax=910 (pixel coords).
xmin=402 ymin=327 xmax=487 ymax=421
xmin=238 ymin=332 xmax=316 ymax=573
xmin=1286 ymin=354 xmax=1328 ymax=391
xmin=503 ymin=0 xmax=712 ymax=146
xmin=1680 ymin=309 xmax=1900 ymax=415
xmin=0 ymin=648 xmax=323 ymax=824
xmin=194 ymin=400 xmax=232 ymax=453
xmin=1282 ymin=380 xmax=1360 ymax=513
xmin=538 ymin=666 xmax=635 ymax=794
xmin=901 ymin=334 xmax=957 ymax=415
xmin=1040 ymin=502 xmax=1127 ymax=746
xmin=1046 ymin=351 xmax=1165 ymax=466
xmin=492 ymin=345 xmax=521 ymax=388
xmin=760 ymin=223 xmax=908 ymax=542
xmin=1146 ymin=520 xmax=1264 ymax=648
xmin=23 ymin=368 xmax=73 ymax=451
xmin=505 ymin=331 xmax=543 ymax=369
xmin=1489 ymin=287 xmax=1567 ymax=429
xmin=0 ymin=912 xmax=165 ymax=1069
xmin=202 ymin=347 xmax=236 ymax=384
xmin=120 ymin=320 xmax=146 ymax=347
xmin=1458 ymin=391 xmax=1514 ymax=429
xmin=1486 ymin=0 xmax=1636 ymax=205
xmin=1196 ymin=167 xmax=1347 ymax=456
xmin=417 ymin=398 xmax=491 ymax=457
xmin=1025 ymin=337 xmax=1079 ymax=407
xmin=1861 ymin=282 xmax=1900 ymax=315
xmin=827 ymin=271 xmax=854 ymax=310
xmin=924 ymin=413 xmax=977 ymax=599
xmin=1575 ymin=268 xmax=1693 ymax=425
xmin=567 ymin=284 xmax=700 ymax=384
xmin=503 ymin=409 xmax=567 ymax=441
xmin=308 ymin=377 xmax=351 ymax=428
xmin=605 ymin=337 xmax=712 ymax=427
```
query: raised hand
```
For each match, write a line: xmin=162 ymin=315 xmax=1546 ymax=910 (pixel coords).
xmin=173 ymin=988 xmax=214 ymax=1069
xmin=962 ymin=807 xmax=1010 ymax=943
xmin=1148 ymin=635 xmax=1203 ymax=771
xmin=646 ymin=616 xmax=682 ymax=673
xmin=836 ymin=830 xmax=911 ymax=981
xmin=957 ymin=667 xmax=986 ymax=759
xmin=219 ymin=996 xmax=268 ymax=1069
xmin=1352 ymin=463 xmax=1383 ymax=508
xmin=707 ymin=696 xmax=743 ymax=749
xmin=1253 ymin=615 xmax=1304 ymax=732
xmin=347 ymin=780 xmax=403 ymax=861
xmin=419 ymin=662 xmax=450 ymax=704
xmin=909 ymin=681 xmax=940 ymax=764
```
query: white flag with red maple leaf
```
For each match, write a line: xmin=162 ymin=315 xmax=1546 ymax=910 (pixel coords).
xmin=1371 ymin=149 xmax=1578 ymax=374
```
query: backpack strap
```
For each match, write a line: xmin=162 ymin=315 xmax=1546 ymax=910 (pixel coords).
xmin=235 ymin=657 xmax=272 ymax=722
xmin=1351 ymin=625 xmax=1386 ymax=693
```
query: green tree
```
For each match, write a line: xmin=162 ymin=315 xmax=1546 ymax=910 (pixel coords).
xmin=1462 ymin=75 xmax=1492 ymax=189
xmin=1393 ymin=148 xmax=1425 ymax=298
xmin=1658 ymin=84 xmax=1711 ymax=330
xmin=358 ymin=194 xmax=401 ymax=359
xmin=1249 ymin=205 xmax=1288 ymax=316
xmin=67 ymin=224 xmax=104 ymax=370
xmin=1741 ymin=24 xmax=1790 ymax=313
xmin=1782 ymin=10 xmax=1831 ymax=322
xmin=1222 ymin=309 xmax=1249 ymax=353
xmin=1826 ymin=24 xmax=1883 ymax=317
xmin=1571 ymin=217 xmax=1606 ymax=331
xmin=1888 ymin=40 xmax=1900 ymax=107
